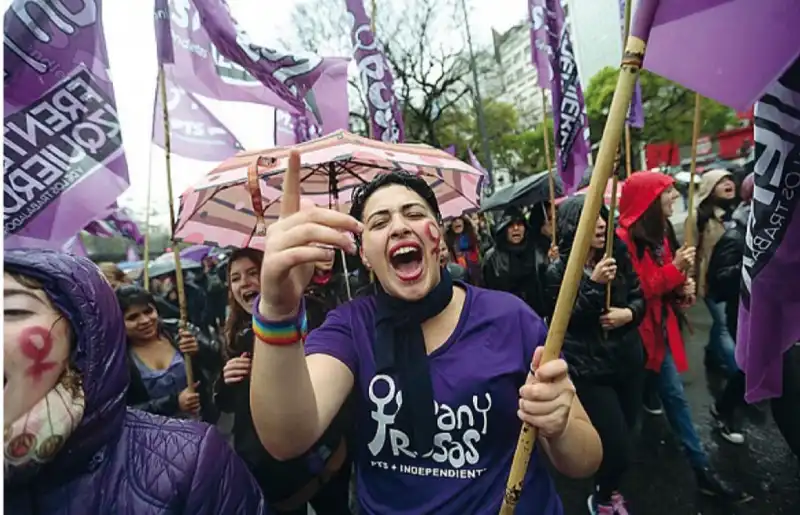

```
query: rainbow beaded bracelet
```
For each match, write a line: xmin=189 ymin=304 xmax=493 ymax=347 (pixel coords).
xmin=251 ymin=295 xmax=308 ymax=346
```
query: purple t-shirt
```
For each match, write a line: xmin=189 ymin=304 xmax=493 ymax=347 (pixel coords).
xmin=304 ymin=284 xmax=563 ymax=515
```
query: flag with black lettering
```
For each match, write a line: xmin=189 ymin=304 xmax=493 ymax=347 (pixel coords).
xmin=528 ymin=0 xmax=591 ymax=192
xmin=737 ymin=57 xmax=800 ymax=403
xmin=4 ymin=0 xmax=130 ymax=250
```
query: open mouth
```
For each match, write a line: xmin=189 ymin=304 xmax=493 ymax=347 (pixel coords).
xmin=389 ymin=242 xmax=424 ymax=282
xmin=241 ymin=290 xmax=258 ymax=305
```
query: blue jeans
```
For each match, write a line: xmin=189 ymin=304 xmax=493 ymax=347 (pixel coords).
xmin=703 ymin=298 xmax=739 ymax=373
xmin=657 ymin=348 xmax=709 ymax=469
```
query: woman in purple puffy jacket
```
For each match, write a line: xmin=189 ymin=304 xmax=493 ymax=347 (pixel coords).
xmin=4 ymin=249 xmax=268 ymax=514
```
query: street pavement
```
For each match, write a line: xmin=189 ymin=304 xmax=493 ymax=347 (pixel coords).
xmin=553 ymin=206 xmax=800 ymax=514
xmin=552 ymin=303 xmax=800 ymax=515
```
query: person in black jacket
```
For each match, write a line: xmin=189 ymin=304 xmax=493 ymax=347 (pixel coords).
xmin=544 ymin=196 xmax=645 ymax=514
xmin=482 ymin=205 xmax=552 ymax=318
xmin=117 ymin=285 xmax=221 ymax=423
xmin=705 ymin=174 xmax=753 ymax=444
xmin=216 ymin=248 xmax=352 ymax=515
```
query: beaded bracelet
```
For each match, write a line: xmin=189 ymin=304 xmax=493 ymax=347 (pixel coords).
xmin=251 ymin=295 xmax=308 ymax=346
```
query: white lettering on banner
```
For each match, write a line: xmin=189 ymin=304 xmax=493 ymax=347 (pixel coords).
xmin=3 ymin=68 xmax=124 ymax=235
xmin=741 ymin=81 xmax=800 ymax=296
xmin=367 ymin=374 xmax=491 ymax=477
xmin=4 ymin=0 xmax=97 ymax=76
xmin=344 ymin=12 xmax=401 ymax=143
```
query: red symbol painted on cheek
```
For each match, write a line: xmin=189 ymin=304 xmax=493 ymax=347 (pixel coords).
xmin=425 ymin=221 xmax=442 ymax=255
xmin=19 ymin=327 xmax=57 ymax=381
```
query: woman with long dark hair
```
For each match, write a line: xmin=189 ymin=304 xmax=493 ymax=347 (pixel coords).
xmin=545 ymin=197 xmax=645 ymax=514
xmin=216 ymin=248 xmax=352 ymax=515
xmin=445 ymin=215 xmax=481 ymax=284
xmin=617 ymin=172 xmax=749 ymax=502
xmin=117 ymin=285 xmax=220 ymax=422
xmin=247 ymin=153 xmax=602 ymax=514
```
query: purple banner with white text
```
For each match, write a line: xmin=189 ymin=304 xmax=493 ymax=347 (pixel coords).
xmin=344 ymin=0 xmax=405 ymax=142
xmin=156 ymin=0 xmax=349 ymax=136
xmin=4 ymin=0 xmax=130 ymax=250
xmin=152 ymin=72 xmax=244 ymax=161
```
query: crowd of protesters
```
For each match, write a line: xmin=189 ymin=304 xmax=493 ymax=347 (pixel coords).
xmin=6 ymin=163 xmax=800 ymax=515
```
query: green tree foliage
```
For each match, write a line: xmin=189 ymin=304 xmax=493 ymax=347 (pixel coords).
xmin=584 ymin=67 xmax=738 ymax=151
xmin=435 ymin=100 xmax=522 ymax=170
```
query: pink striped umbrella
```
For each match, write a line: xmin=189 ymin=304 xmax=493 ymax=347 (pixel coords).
xmin=554 ymin=178 xmax=625 ymax=206
xmin=175 ymin=130 xmax=484 ymax=249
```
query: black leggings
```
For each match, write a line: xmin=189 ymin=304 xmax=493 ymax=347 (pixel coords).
xmin=575 ymin=371 xmax=643 ymax=502
xmin=771 ymin=345 xmax=800 ymax=461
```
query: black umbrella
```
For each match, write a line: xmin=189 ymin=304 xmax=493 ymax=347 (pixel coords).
xmin=147 ymin=258 xmax=202 ymax=279
xmin=479 ymin=171 xmax=564 ymax=213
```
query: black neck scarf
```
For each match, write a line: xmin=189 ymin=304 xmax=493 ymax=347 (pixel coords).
xmin=373 ymin=267 xmax=454 ymax=455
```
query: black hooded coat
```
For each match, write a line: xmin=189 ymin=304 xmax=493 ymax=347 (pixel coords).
xmin=482 ymin=207 xmax=551 ymax=318
xmin=544 ymin=197 xmax=646 ymax=379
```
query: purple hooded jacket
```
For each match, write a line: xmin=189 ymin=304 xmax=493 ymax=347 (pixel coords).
xmin=4 ymin=250 xmax=268 ymax=514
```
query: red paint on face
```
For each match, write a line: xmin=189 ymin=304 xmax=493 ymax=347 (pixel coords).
xmin=425 ymin=221 xmax=441 ymax=255
xmin=19 ymin=326 xmax=57 ymax=381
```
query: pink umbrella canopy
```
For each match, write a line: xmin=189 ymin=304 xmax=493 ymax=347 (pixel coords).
xmin=175 ymin=130 xmax=484 ymax=249
xmin=555 ymin=178 xmax=625 ymax=206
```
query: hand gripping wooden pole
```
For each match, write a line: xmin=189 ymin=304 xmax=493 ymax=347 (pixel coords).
xmin=158 ymin=65 xmax=195 ymax=391
xmin=499 ymin=33 xmax=650 ymax=515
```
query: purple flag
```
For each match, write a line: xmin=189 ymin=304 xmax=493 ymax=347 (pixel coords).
xmin=444 ymin=145 xmax=456 ymax=156
xmin=4 ymin=0 xmax=130 ymax=250
xmin=274 ymin=109 xmax=298 ymax=146
xmin=528 ymin=0 xmax=591 ymax=192
xmin=106 ymin=208 xmax=145 ymax=245
xmin=152 ymin=73 xmax=243 ymax=161
xmin=619 ymin=0 xmax=644 ymax=128
xmin=154 ymin=0 xmax=174 ymax=64
xmin=736 ymin=58 xmax=800 ymax=403
xmin=529 ymin=0 xmax=554 ymax=90
xmin=468 ymin=147 xmax=491 ymax=195
xmin=643 ymin=0 xmax=800 ymax=110
xmin=84 ymin=220 xmax=116 ymax=239
xmin=126 ymin=245 xmax=140 ymax=262
xmin=344 ymin=0 xmax=405 ymax=143
xmin=162 ymin=0 xmax=349 ymax=135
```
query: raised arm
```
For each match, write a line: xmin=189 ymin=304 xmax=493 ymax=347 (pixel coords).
xmin=249 ymin=151 xmax=362 ymax=460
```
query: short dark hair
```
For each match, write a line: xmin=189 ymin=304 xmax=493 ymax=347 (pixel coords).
xmin=116 ymin=285 xmax=156 ymax=314
xmin=349 ymin=170 xmax=442 ymax=223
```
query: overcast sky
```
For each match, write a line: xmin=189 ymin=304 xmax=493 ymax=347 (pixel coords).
xmin=95 ymin=0 xmax=525 ymax=226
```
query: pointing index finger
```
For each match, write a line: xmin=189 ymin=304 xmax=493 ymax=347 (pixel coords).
xmin=280 ymin=151 xmax=302 ymax=219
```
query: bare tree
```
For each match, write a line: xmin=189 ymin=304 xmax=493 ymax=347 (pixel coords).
xmin=289 ymin=0 xmax=471 ymax=145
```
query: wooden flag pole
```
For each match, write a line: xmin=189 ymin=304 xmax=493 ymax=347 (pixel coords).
xmin=499 ymin=28 xmax=648 ymax=515
xmin=605 ymin=0 xmax=635 ymax=311
xmin=158 ymin=65 xmax=195 ymax=392
xmin=367 ymin=0 xmax=377 ymax=142
xmin=142 ymin=151 xmax=154 ymax=291
xmin=684 ymin=92 xmax=702 ymax=248
xmin=624 ymin=126 xmax=633 ymax=177
xmin=540 ymin=88 xmax=557 ymax=251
